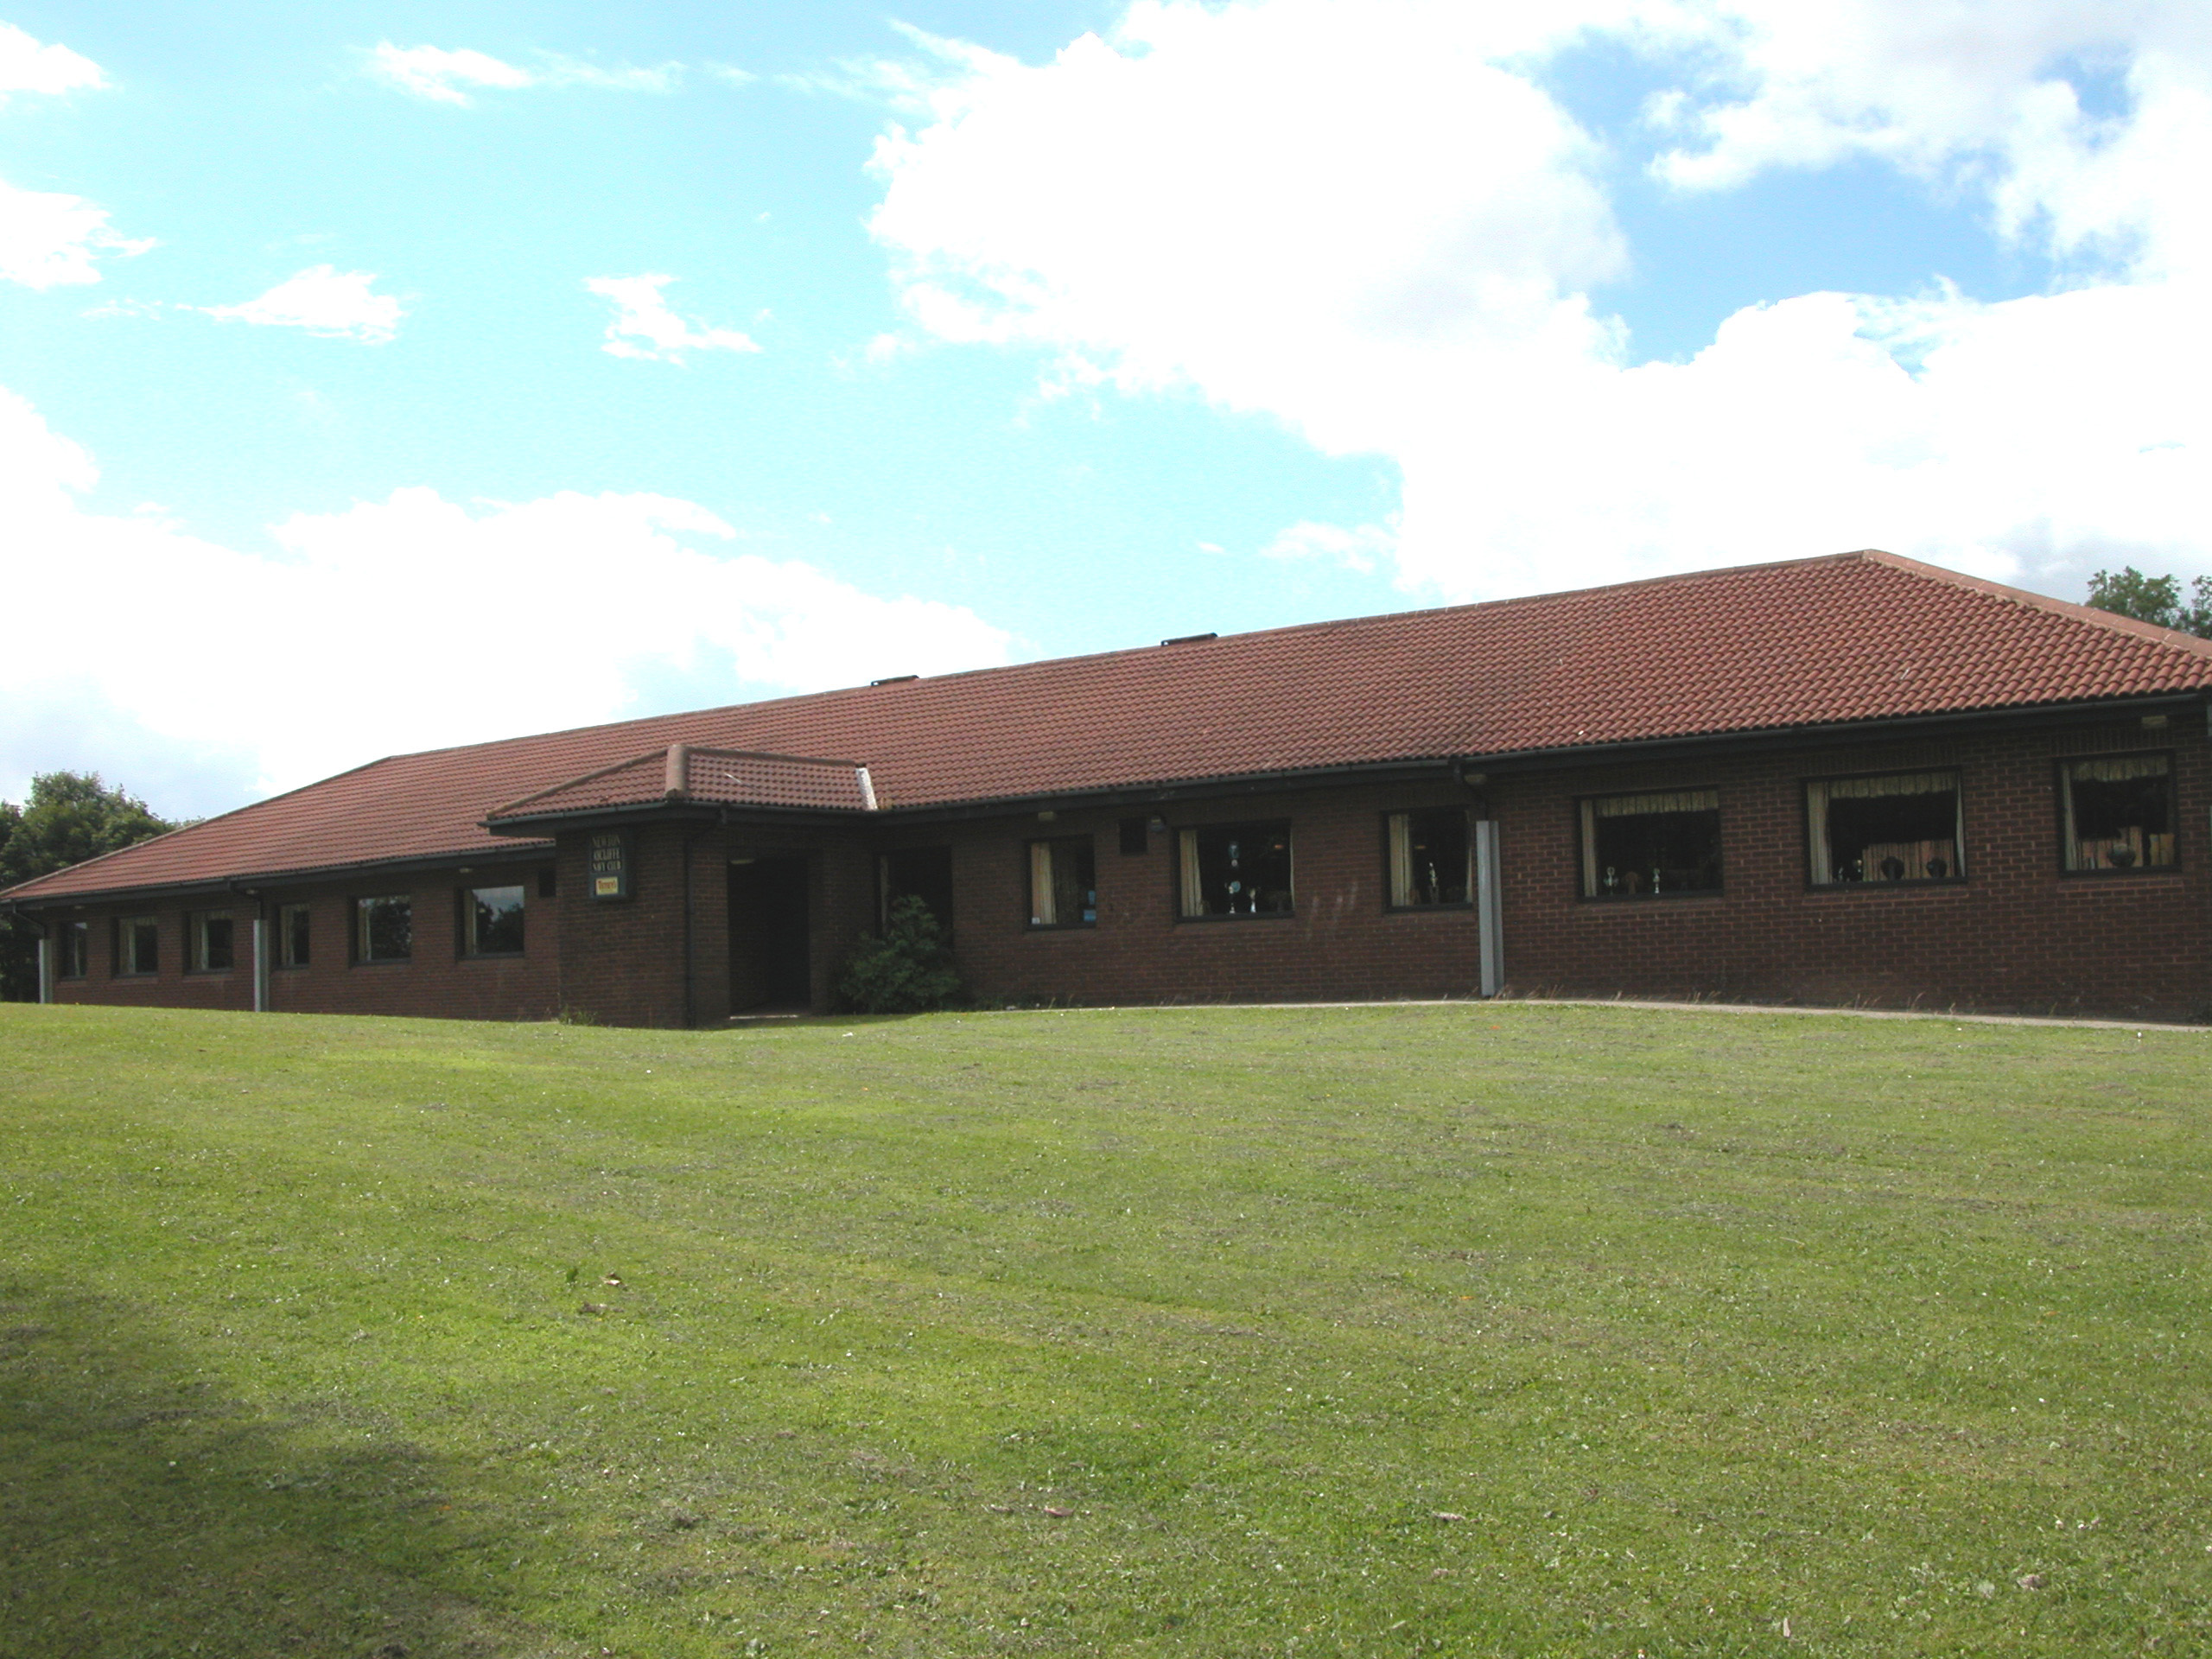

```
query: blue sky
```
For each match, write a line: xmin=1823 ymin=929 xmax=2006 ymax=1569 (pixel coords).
xmin=3 ymin=2 xmax=2206 ymax=815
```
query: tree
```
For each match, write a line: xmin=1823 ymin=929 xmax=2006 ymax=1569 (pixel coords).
xmin=2086 ymin=567 xmax=2212 ymax=639
xmin=0 ymin=772 xmax=177 ymax=1001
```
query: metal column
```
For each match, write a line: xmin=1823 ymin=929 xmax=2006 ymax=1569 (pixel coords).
xmin=1475 ymin=818 xmax=1503 ymax=999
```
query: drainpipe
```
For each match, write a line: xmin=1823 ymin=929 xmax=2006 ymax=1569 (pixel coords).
xmin=228 ymin=881 xmax=269 ymax=1013
xmin=1474 ymin=819 xmax=1503 ymax=998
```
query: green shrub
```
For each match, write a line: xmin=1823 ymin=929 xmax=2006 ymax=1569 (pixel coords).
xmin=834 ymin=894 xmax=963 ymax=1013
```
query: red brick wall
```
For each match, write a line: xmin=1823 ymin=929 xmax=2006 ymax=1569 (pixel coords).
xmin=38 ymin=712 xmax=2210 ymax=1025
xmin=1491 ymin=717 xmax=2210 ymax=1020
xmin=46 ymin=861 xmax=562 ymax=1021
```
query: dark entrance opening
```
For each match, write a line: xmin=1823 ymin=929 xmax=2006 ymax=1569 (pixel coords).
xmin=728 ymin=856 xmax=810 ymax=1011
xmin=880 ymin=846 xmax=954 ymax=935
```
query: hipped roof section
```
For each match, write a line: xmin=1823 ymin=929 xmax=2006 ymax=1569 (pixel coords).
xmin=10 ymin=550 xmax=2211 ymax=904
xmin=489 ymin=745 xmax=875 ymax=821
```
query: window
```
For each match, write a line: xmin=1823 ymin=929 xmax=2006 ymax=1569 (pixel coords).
xmin=1027 ymin=836 xmax=1097 ymax=927
xmin=279 ymin=903 xmax=310 ymax=968
xmin=1580 ymin=790 xmax=1722 ymax=899
xmin=189 ymin=912 xmax=235 ymax=972
xmin=1808 ymin=772 xmax=1963 ymax=886
xmin=60 ymin=921 xmax=87 ymax=979
xmin=1178 ymin=821 xmax=1293 ymax=918
xmin=117 ymin=915 xmax=158 ymax=976
xmin=355 ymin=895 xmax=412 ymax=963
xmin=1387 ymin=809 xmax=1471 ymax=907
xmin=2062 ymin=753 xmax=2175 ymax=872
xmin=464 ymin=884 xmax=526 ymax=955
xmin=1118 ymin=817 xmax=1149 ymax=856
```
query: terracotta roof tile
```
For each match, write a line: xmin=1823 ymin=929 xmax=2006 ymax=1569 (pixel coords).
xmin=10 ymin=550 xmax=2209 ymax=903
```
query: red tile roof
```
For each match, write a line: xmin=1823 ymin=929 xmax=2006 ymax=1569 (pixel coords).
xmin=10 ymin=551 xmax=2209 ymax=903
xmin=493 ymin=746 xmax=874 ymax=819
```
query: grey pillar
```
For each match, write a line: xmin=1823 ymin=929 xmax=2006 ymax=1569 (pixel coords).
xmin=1475 ymin=819 xmax=1503 ymax=999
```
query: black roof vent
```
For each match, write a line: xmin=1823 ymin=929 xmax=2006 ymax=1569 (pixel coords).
xmin=1159 ymin=632 xmax=1217 ymax=646
xmin=870 ymin=674 xmax=919 ymax=686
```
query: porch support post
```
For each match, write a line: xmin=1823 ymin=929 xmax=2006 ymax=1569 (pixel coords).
xmin=1475 ymin=818 xmax=1503 ymax=999
xmin=252 ymin=912 xmax=270 ymax=1013
xmin=35 ymin=931 xmax=52 ymax=1005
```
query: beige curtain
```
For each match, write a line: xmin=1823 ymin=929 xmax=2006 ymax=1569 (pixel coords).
xmin=1821 ymin=772 xmax=1954 ymax=800
xmin=1029 ymin=841 xmax=1056 ymax=926
xmin=1808 ymin=772 xmax=1960 ymax=884
xmin=1592 ymin=789 xmax=1718 ymax=817
xmin=1387 ymin=813 xmax=1414 ymax=906
xmin=2068 ymin=755 xmax=2168 ymax=783
xmin=1178 ymin=829 xmax=1204 ymax=917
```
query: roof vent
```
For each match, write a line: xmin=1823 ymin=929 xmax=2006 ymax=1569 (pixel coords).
xmin=1160 ymin=632 xmax=1217 ymax=646
xmin=871 ymin=674 xmax=919 ymax=686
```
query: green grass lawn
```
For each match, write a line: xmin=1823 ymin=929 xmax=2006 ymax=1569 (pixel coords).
xmin=3 ymin=1001 xmax=2209 ymax=1656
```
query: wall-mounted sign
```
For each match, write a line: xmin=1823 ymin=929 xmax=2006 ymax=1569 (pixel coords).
xmin=588 ymin=830 xmax=632 ymax=900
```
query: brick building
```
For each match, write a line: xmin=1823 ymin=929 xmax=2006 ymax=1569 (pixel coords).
xmin=7 ymin=551 xmax=2209 ymax=1025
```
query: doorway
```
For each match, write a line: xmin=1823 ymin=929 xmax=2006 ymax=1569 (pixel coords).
xmin=728 ymin=856 xmax=810 ymax=1010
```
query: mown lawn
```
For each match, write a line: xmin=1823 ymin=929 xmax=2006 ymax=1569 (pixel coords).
xmin=3 ymin=1001 xmax=2209 ymax=1656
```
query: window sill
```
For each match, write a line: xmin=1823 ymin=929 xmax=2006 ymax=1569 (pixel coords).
xmin=353 ymin=959 xmax=414 ymax=968
xmin=1386 ymin=901 xmax=1475 ymax=914
xmin=1806 ymin=879 xmax=1969 ymax=893
xmin=461 ymin=951 xmax=529 ymax=961
xmin=1024 ymin=924 xmax=1097 ymax=932
xmin=183 ymin=970 xmax=234 ymax=978
xmin=1175 ymin=911 xmax=1296 ymax=923
xmin=1578 ymin=892 xmax=1726 ymax=905
xmin=2060 ymin=866 xmax=2183 ymax=880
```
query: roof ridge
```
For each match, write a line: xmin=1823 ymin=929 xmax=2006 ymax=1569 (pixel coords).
xmin=1862 ymin=550 xmax=2212 ymax=661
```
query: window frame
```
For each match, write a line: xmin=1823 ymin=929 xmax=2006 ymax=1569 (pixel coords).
xmin=1382 ymin=808 xmax=1475 ymax=912
xmin=114 ymin=914 xmax=159 ymax=977
xmin=353 ymin=893 xmax=414 ymax=964
xmin=1575 ymin=787 xmax=1725 ymax=902
xmin=1803 ymin=768 xmax=1967 ymax=890
xmin=188 ymin=911 xmax=237 ymax=974
xmin=277 ymin=902 xmax=310 ymax=969
xmin=1174 ymin=818 xmax=1296 ymax=922
xmin=60 ymin=920 xmax=88 ymax=980
xmin=2056 ymin=750 xmax=2178 ymax=878
xmin=461 ymin=883 xmax=528 ymax=957
xmin=1026 ymin=835 xmax=1098 ymax=930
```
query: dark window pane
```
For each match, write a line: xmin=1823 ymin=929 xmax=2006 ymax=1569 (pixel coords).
xmin=882 ymin=847 xmax=953 ymax=931
xmin=63 ymin=922 xmax=87 ymax=978
xmin=1183 ymin=821 xmax=1294 ymax=917
xmin=1585 ymin=792 xmax=1722 ymax=898
xmin=199 ymin=917 xmax=234 ymax=971
xmin=1031 ymin=836 xmax=1096 ymax=926
xmin=1392 ymin=809 xmax=1470 ymax=905
xmin=1118 ymin=817 xmax=1148 ymax=855
xmin=469 ymin=886 xmax=526 ymax=954
xmin=124 ymin=918 xmax=158 ymax=975
xmin=283 ymin=905 xmax=310 ymax=967
xmin=1811 ymin=774 xmax=1961 ymax=884
xmin=2066 ymin=757 xmax=2173 ymax=870
xmin=359 ymin=897 xmax=412 ymax=962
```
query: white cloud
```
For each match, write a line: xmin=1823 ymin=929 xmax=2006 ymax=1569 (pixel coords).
xmin=0 ymin=385 xmax=1014 ymax=812
xmin=587 ymin=274 xmax=761 ymax=362
xmin=0 ymin=21 xmax=105 ymax=95
xmin=0 ymin=175 xmax=154 ymax=288
xmin=861 ymin=0 xmax=2212 ymax=601
xmin=205 ymin=266 xmax=405 ymax=342
xmin=1261 ymin=519 xmax=1399 ymax=576
xmin=365 ymin=42 xmax=677 ymax=105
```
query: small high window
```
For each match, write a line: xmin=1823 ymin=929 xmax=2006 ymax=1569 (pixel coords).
xmin=1387 ymin=809 xmax=1471 ymax=907
xmin=117 ymin=915 xmax=158 ymax=976
xmin=1580 ymin=790 xmax=1722 ymax=899
xmin=1027 ymin=836 xmax=1096 ymax=928
xmin=1808 ymin=772 xmax=1963 ymax=886
xmin=356 ymin=895 xmax=412 ymax=963
xmin=279 ymin=903 xmax=310 ymax=968
xmin=190 ymin=912 xmax=235 ymax=972
xmin=464 ymin=885 xmax=526 ymax=956
xmin=2062 ymin=753 xmax=2175 ymax=872
xmin=60 ymin=921 xmax=87 ymax=979
xmin=1178 ymin=821 xmax=1293 ymax=918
